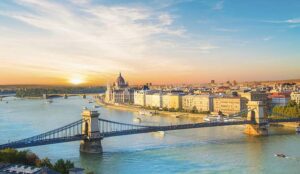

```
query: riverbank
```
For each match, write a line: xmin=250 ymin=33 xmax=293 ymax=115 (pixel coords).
xmin=271 ymin=122 xmax=299 ymax=128
xmin=95 ymin=99 xmax=207 ymax=119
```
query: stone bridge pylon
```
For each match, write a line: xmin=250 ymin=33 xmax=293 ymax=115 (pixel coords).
xmin=244 ymin=101 xmax=268 ymax=136
xmin=80 ymin=109 xmax=103 ymax=153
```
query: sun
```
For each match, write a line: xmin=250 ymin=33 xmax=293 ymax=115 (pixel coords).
xmin=69 ymin=77 xmax=85 ymax=85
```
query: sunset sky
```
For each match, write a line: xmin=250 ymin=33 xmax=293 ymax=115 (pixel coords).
xmin=0 ymin=0 xmax=299 ymax=85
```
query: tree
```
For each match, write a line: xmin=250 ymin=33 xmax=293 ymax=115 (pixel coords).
xmin=53 ymin=159 xmax=74 ymax=174
xmin=37 ymin=158 xmax=53 ymax=168
xmin=0 ymin=149 xmax=39 ymax=165
xmin=191 ymin=106 xmax=198 ymax=113
xmin=287 ymin=100 xmax=297 ymax=107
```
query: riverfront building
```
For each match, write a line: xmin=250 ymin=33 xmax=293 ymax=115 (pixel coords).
xmin=162 ymin=94 xmax=183 ymax=110
xmin=268 ymin=92 xmax=290 ymax=107
xmin=0 ymin=164 xmax=59 ymax=174
xmin=213 ymin=97 xmax=247 ymax=115
xmin=134 ymin=90 xmax=147 ymax=106
xmin=182 ymin=95 xmax=213 ymax=112
xmin=291 ymin=92 xmax=300 ymax=104
xmin=145 ymin=93 xmax=163 ymax=108
xmin=105 ymin=73 xmax=134 ymax=104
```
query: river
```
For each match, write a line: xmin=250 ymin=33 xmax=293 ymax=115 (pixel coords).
xmin=0 ymin=96 xmax=300 ymax=174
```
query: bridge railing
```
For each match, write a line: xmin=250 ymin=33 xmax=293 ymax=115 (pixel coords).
xmin=97 ymin=117 xmax=254 ymax=138
xmin=98 ymin=118 xmax=159 ymax=135
xmin=0 ymin=119 xmax=85 ymax=149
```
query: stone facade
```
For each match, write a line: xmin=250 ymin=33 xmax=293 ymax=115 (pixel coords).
xmin=182 ymin=95 xmax=213 ymax=112
xmin=105 ymin=73 xmax=134 ymax=104
xmin=145 ymin=93 xmax=163 ymax=108
xmin=213 ymin=97 xmax=247 ymax=115
xmin=291 ymin=92 xmax=300 ymax=104
xmin=162 ymin=94 xmax=182 ymax=110
xmin=134 ymin=90 xmax=147 ymax=106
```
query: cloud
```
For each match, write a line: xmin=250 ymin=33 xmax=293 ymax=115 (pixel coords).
xmin=198 ymin=44 xmax=219 ymax=53
xmin=286 ymin=18 xmax=300 ymax=24
xmin=214 ymin=28 xmax=239 ymax=32
xmin=213 ymin=0 xmax=224 ymax=10
xmin=264 ymin=18 xmax=300 ymax=24
xmin=159 ymin=13 xmax=173 ymax=26
xmin=263 ymin=36 xmax=273 ymax=41
xmin=0 ymin=0 xmax=187 ymax=80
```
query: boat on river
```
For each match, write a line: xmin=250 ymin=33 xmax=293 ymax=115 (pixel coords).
xmin=296 ymin=126 xmax=300 ymax=133
xmin=204 ymin=115 xmax=224 ymax=122
xmin=274 ymin=153 xmax=287 ymax=158
xmin=152 ymin=131 xmax=165 ymax=137
xmin=45 ymin=99 xmax=53 ymax=104
xmin=138 ymin=110 xmax=156 ymax=116
xmin=157 ymin=131 xmax=165 ymax=136
xmin=93 ymin=105 xmax=100 ymax=109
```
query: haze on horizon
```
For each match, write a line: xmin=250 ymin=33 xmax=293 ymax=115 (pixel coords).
xmin=0 ymin=0 xmax=299 ymax=86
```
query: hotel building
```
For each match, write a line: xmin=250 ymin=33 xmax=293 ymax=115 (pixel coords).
xmin=162 ymin=93 xmax=183 ymax=110
xmin=213 ymin=97 xmax=247 ymax=115
xmin=182 ymin=95 xmax=213 ymax=112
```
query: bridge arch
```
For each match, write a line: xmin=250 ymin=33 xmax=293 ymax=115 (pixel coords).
xmin=245 ymin=101 xmax=268 ymax=136
xmin=80 ymin=109 xmax=102 ymax=153
xmin=84 ymin=122 xmax=89 ymax=136
xmin=246 ymin=101 xmax=266 ymax=123
xmin=249 ymin=110 xmax=256 ymax=122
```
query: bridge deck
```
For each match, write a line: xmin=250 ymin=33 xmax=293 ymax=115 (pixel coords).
xmin=1 ymin=116 xmax=300 ymax=150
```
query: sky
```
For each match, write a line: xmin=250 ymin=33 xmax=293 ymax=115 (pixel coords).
xmin=0 ymin=0 xmax=299 ymax=85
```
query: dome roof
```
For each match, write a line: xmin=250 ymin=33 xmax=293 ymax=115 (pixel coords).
xmin=116 ymin=73 xmax=126 ymax=86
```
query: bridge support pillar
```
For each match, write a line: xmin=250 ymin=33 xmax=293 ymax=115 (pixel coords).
xmin=80 ymin=109 xmax=103 ymax=154
xmin=244 ymin=124 xmax=268 ymax=136
xmin=80 ymin=139 xmax=102 ymax=154
xmin=244 ymin=101 xmax=268 ymax=136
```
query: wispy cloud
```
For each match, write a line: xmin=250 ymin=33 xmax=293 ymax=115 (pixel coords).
xmin=264 ymin=18 xmax=300 ymax=24
xmin=198 ymin=44 xmax=219 ymax=53
xmin=212 ymin=0 xmax=224 ymax=10
xmin=0 ymin=0 xmax=187 ymax=81
xmin=263 ymin=36 xmax=273 ymax=41
xmin=214 ymin=28 xmax=239 ymax=32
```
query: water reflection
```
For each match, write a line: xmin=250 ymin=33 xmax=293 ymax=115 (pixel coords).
xmin=1 ymin=96 xmax=300 ymax=173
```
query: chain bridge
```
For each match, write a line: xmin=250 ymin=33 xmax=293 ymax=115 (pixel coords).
xmin=1 ymin=101 xmax=300 ymax=153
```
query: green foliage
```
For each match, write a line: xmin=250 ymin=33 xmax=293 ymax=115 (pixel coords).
xmin=162 ymin=107 xmax=168 ymax=111
xmin=272 ymin=100 xmax=300 ymax=118
xmin=0 ymin=149 xmax=75 ymax=174
xmin=15 ymin=87 xmax=105 ymax=98
xmin=0 ymin=148 xmax=39 ymax=166
xmin=36 ymin=157 xmax=53 ymax=169
xmin=53 ymin=159 xmax=75 ymax=174
xmin=168 ymin=107 xmax=176 ymax=112
xmin=191 ymin=106 xmax=198 ymax=113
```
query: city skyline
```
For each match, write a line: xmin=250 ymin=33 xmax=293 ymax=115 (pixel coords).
xmin=0 ymin=0 xmax=300 ymax=85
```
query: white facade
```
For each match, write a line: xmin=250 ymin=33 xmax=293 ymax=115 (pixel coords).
xmin=291 ymin=92 xmax=300 ymax=104
xmin=162 ymin=94 xmax=182 ymax=109
xmin=145 ymin=93 xmax=162 ymax=108
xmin=134 ymin=90 xmax=147 ymax=106
xmin=271 ymin=97 xmax=290 ymax=107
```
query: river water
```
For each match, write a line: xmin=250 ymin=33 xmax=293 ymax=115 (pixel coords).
xmin=0 ymin=96 xmax=300 ymax=174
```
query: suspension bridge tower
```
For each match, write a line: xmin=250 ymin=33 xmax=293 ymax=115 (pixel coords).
xmin=244 ymin=101 xmax=268 ymax=136
xmin=80 ymin=109 xmax=103 ymax=153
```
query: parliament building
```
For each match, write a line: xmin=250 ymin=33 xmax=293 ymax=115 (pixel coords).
xmin=105 ymin=73 xmax=134 ymax=104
